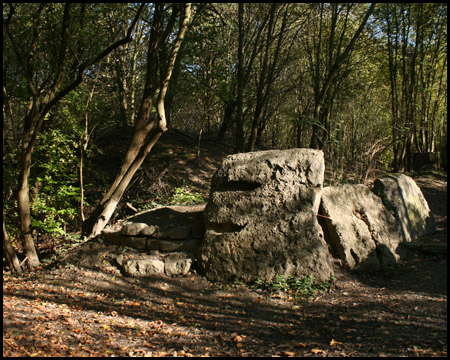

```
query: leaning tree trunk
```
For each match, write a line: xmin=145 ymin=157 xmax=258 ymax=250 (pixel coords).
xmin=83 ymin=3 xmax=192 ymax=239
xmin=86 ymin=127 xmax=166 ymax=239
xmin=3 ymin=215 xmax=23 ymax=274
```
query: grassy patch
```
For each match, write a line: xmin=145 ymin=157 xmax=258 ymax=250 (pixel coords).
xmin=252 ymin=274 xmax=336 ymax=301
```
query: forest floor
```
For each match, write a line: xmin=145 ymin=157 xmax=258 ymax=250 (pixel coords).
xmin=3 ymin=130 xmax=447 ymax=357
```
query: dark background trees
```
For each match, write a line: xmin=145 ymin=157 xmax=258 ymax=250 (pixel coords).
xmin=3 ymin=3 xmax=447 ymax=272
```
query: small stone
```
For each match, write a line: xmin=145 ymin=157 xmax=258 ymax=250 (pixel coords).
xmin=154 ymin=229 xmax=170 ymax=239
xmin=141 ymin=225 xmax=158 ymax=236
xmin=158 ymin=240 xmax=184 ymax=252
xmin=147 ymin=239 xmax=159 ymax=251
xmin=192 ymin=221 xmax=204 ymax=239
xmin=123 ymin=258 xmax=165 ymax=277
xmin=164 ymin=253 xmax=192 ymax=276
xmin=122 ymin=222 xmax=148 ymax=236
xmin=121 ymin=237 xmax=147 ymax=250
xmin=169 ymin=226 xmax=191 ymax=240
xmin=158 ymin=239 xmax=200 ymax=252
xmin=102 ymin=226 xmax=119 ymax=235
xmin=116 ymin=254 xmax=124 ymax=266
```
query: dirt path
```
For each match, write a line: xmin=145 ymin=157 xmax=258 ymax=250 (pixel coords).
xmin=3 ymin=173 xmax=447 ymax=357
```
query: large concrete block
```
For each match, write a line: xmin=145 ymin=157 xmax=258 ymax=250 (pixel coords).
xmin=199 ymin=149 xmax=333 ymax=283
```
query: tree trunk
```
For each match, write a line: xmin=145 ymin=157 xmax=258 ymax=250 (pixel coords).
xmin=18 ymin=111 xmax=44 ymax=268
xmin=235 ymin=3 xmax=245 ymax=153
xmin=83 ymin=4 xmax=192 ymax=239
xmin=309 ymin=105 xmax=322 ymax=149
xmin=216 ymin=98 xmax=236 ymax=142
xmin=3 ymin=215 xmax=23 ymax=274
xmin=116 ymin=51 xmax=129 ymax=127
xmin=295 ymin=111 xmax=304 ymax=148
xmin=87 ymin=127 xmax=166 ymax=238
xmin=309 ymin=4 xmax=375 ymax=149
xmin=247 ymin=4 xmax=288 ymax=152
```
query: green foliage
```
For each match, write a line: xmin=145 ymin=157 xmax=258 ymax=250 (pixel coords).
xmin=209 ymin=273 xmax=335 ymax=302
xmin=54 ymin=233 xmax=84 ymax=257
xmin=253 ymin=274 xmax=336 ymax=301
xmin=170 ymin=186 xmax=207 ymax=205
xmin=30 ymin=127 xmax=85 ymax=236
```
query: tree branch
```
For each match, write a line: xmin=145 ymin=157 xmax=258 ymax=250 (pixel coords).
xmin=157 ymin=3 xmax=192 ymax=130
xmin=44 ymin=3 xmax=145 ymax=113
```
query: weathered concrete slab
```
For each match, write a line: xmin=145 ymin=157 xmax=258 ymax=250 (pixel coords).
xmin=319 ymin=184 xmax=404 ymax=271
xmin=199 ymin=149 xmax=334 ymax=283
xmin=373 ymin=174 xmax=436 ymax=242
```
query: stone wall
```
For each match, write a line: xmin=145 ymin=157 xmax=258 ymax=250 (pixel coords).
xmin=101 ymin=205 xmax=204 ymax=276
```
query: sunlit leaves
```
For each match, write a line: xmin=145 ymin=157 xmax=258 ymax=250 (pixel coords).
xmin=29 ymin=127 xmax=83 ymax=235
